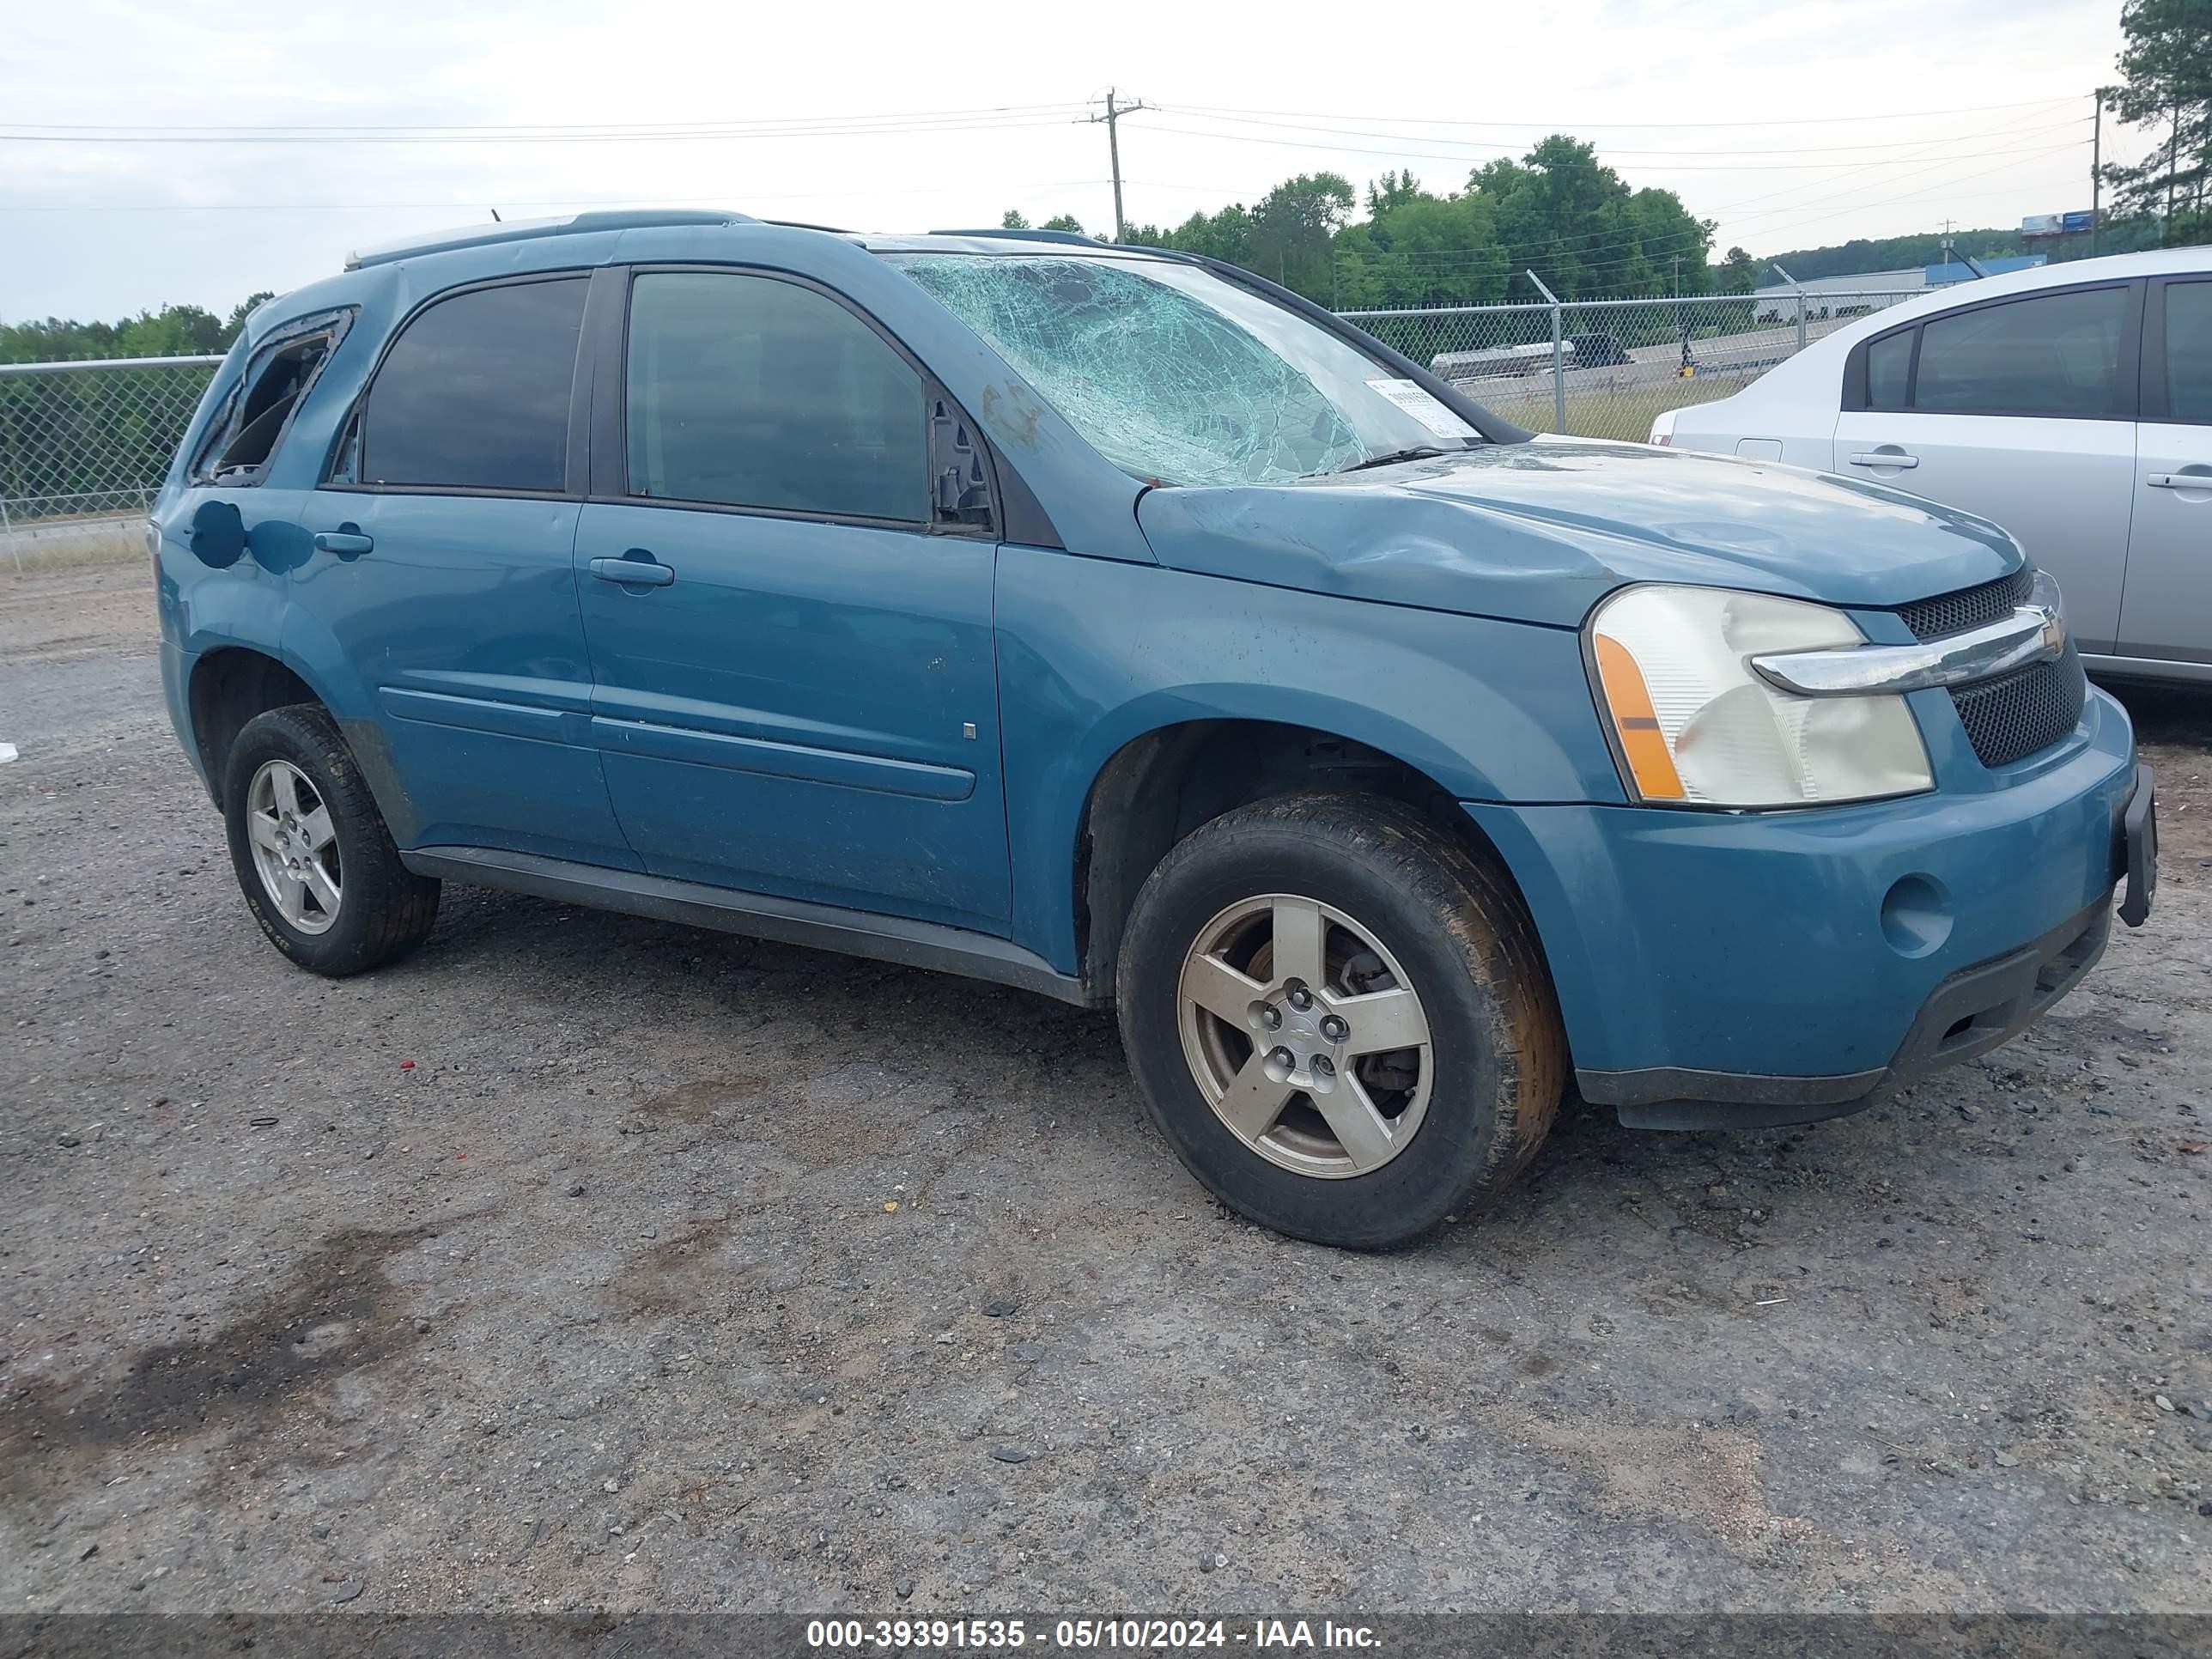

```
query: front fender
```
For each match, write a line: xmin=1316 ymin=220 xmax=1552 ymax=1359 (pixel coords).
xmin=995 ymin=544 xmax=1625 ymax=972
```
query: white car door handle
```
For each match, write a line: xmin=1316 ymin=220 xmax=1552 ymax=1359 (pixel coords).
xmin=1848 ymin=452 xmax=1918 ymax=469
xmin=2146 ymin=473 xmax=2211 ymax=490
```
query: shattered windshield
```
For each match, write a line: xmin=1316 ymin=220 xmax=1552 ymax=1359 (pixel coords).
xmin=890 ymin=252 xmax=1480 ymax=487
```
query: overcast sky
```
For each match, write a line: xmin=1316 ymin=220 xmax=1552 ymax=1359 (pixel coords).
xmin=0 ymin=0 xmax=2142 ymax=325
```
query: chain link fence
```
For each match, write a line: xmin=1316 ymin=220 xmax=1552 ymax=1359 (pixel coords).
xmin=1342 ymin=290 xmax=1922 ymax=442
xmin=0 ymin=355 xmax=222 ymax=571
xmin=0 ymin=288 xmax=1926 ymax=574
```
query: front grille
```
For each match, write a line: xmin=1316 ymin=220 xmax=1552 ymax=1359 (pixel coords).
xmin=1948 ymin=645 xmax=2087 ymax=767
xmin=1886 ymin=566 xmax=2086 ymax=769
xmin=1896 ymin=566 xmax=2033 ymax=642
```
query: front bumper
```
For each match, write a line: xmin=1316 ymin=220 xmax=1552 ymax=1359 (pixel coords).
xmin=1467 ymin=689 xmax=2146 ymax=1129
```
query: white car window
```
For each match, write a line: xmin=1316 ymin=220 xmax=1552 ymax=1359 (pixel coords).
xmin=2166 ymin=282 xmax=2212 ymax=423
xmin=1911 ymin=288 xmax=2129 ymax=419
xmin=1864 ymin=330 xmax=1912 ymax=409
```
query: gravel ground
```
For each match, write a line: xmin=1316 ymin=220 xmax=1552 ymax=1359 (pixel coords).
xmin=2 ymin=562 xmax=2209 ymax=1616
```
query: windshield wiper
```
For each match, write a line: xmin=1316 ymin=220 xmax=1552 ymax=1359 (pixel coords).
xmin=1329 ymin=446 xmax=1453 ymax=475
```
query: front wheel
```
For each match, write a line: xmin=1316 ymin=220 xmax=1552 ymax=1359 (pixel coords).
xmin=1115 ymin=793 xmax=1565 ymax=1249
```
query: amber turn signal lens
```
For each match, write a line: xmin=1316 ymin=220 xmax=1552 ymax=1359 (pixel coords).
xmin=1593 ymin=635 xmax=1686 ymax=801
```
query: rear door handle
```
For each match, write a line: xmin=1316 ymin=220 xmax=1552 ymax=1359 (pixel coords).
xmin=1848 ymin=452 xmax=1918 ymax=470
xmin=313 ymin=531 xmax=374 ymax=556
xmin=2146 ymin=473 xmax=2212 ymax=490
xmin=590 ymin=556 xmax=675 ymax=586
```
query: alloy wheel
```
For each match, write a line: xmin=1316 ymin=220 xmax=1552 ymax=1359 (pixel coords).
xmin=1175 ymin=893 xmax=1433 ymax=1179
xmin=244 ymin=758 xmax=343 ymax=935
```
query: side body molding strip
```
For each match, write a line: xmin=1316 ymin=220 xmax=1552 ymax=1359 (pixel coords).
xmin=399 ymin=845 xmax=1096 ymax=1007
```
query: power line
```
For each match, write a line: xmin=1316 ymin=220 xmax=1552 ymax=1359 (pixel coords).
xmin=1168 ymin=94 xmax=2086 ymax=131
xmin=0 ymin=178 xmax=1115 ymax=214
xmin=1138 ymin=118 xmax=2089 ymax=172
xmin=0 ymin=112 xmax=1091 ymax=146
xmin=0 ymin=101 xmax=1090 ymax=138
xmin=1155 ymin=106 xmax=2092 ymax=160
xmin=0 ymin=92 xmax=2083 ymax=141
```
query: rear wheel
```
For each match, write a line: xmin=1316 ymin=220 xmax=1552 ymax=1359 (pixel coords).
xmin=222 ymin=705 xmax=440 ymax=975
xmin=1116 ymin=792 xmax=1565 ymax=1249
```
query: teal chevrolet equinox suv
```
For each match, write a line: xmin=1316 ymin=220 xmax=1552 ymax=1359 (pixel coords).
xmin=152 ymin=211 xmax=2156 ymax=1249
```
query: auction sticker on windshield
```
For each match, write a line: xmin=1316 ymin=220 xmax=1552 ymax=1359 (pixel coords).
xmin=1364 ymin=378 xmax=1476 ymax=440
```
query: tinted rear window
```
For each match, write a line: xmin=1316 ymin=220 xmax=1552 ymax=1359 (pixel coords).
xmin=1911 ymin=287 xmax=2128 ymax=418
xmin=362 ymin=278 xmax=586 ymax=490
xmin=1863 ymin=329 xmax=1912 ymax=410
xmin=2166 ymin=281 xmax=2211 ymax=423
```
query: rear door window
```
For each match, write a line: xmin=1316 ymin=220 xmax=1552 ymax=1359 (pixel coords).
xmin=1910 ymin=287 xmax=2130 ymax=418
xmin=357 ymin=277 xmax=586 ymax=491
xmin=623 ymin=270 xmax=928 ymax=522
xmin=2162 ymin=281 xmax=2211 ymax=423
xmin=1863 ymin=328 xmax=1913 ymax=410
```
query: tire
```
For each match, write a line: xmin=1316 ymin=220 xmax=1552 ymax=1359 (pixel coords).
xmin=222 ymin=704 xmax=441 ymax=976
xmin=1115 ymin=791 xmax=1565 ymax=1249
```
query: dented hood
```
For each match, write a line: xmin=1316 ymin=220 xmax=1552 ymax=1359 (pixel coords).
xmin=1132 ymin=434 xmax=2022 ymax=629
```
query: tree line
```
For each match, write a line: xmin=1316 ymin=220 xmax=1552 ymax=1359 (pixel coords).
xmin=1 ymin=293 xmax=271 ymax=367
xmin=1765 ymin=219 xmax=2167 ymax=283
xmin=1104 ymin=137 xmax=1731 ymax=311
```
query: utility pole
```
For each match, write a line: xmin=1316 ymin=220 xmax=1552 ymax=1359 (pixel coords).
xmin=2170 ymin=101 xmax=2182 ymax=236
xmin=1089 ymin=88 xmax=1151 ymax=242
xmin=2091 ymin=88 xmax=2104 ymax=255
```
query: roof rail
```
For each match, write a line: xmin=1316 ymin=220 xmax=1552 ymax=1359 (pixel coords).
xmin=344 ymin=209 xmax=755 ymax=271
xmin=926 ymin=227 xmax=1101 ymax=247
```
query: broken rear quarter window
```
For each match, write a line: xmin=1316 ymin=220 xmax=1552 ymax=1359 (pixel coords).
xmin=192 ymin=313 xmax=353 ymax=484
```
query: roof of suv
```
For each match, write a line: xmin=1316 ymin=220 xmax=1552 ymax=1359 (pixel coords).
xmin=343 ymin=209 xmax=1180 ymax=273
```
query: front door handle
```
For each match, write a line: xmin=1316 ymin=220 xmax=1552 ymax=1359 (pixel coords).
xmin=313 ymin=530 xmax=374 ymax=556
xmin=1848 ymin=451 xmax=1918 ymax=470
xmin=590 ymin=555 xmax=675 ymax=587
xmin=2146 ymin=472 xmax=2212 ymax=490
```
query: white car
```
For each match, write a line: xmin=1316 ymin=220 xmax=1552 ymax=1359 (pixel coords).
xmin=1651 ymin=249 xmax=2212 ymax=684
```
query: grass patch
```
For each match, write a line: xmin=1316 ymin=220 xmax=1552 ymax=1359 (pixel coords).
xmin=1469 ymin=369 xmax=1753 ymax=443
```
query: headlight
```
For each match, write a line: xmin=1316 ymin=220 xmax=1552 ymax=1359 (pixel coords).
xmin=1588 ymin=585 xmax=1933 ymax=808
